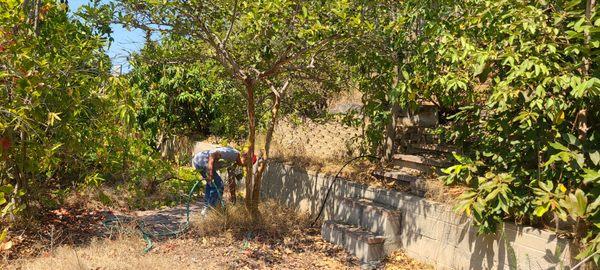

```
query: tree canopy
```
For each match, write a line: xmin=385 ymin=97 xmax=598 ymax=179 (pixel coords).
xmin=1 ymin=0 xmax=599 ymax=265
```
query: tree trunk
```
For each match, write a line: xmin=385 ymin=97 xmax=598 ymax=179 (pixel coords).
xmin=243 ymin=80 xmax=258 ymax=219
xmin=383 ymin=64 xmax=401 ymax=161
xmin=252 ymin=82 xmax=284 ymax=212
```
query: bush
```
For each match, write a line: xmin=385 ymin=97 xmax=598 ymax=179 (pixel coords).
xmin=0 ymin=1 xmax=171 ymax=232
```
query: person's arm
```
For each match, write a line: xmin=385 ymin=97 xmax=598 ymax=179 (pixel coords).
xmin=207 ymin=152 xmax=220 ymax=182
xmin=236 ymin=152 xmax=243 ymax=166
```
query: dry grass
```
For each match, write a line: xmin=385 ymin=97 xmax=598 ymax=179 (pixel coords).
xmin=188 ymin=199 xmax=312 ymax=240
xmin=10 ymin=236 xmax=192 ymax=270
xmin=7 ymin=200 xmax=433 ymax=270
xmin=421 ymin=176 xmax=470 ymax=204
xmin=9 ymin=200 xmax=356 ymax=270
xmin=384 ymin=250 xmax=434 ymax=270
xmin=10 ymin=232 xmax=358 ymax=270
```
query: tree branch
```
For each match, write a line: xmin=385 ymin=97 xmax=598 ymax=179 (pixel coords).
xmin=222 ymin=0 xmax=239 ymax=46
xmin=197 ymin=22 xmax=246 ymax=80
xmin=259 ymin=35 xmax=341 ymax=80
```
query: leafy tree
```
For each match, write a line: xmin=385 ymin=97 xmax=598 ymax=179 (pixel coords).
xmin=0 ymin=0 xmax=170 ymax=236
xmin=117 ymin=0 xmax=364 ymax=218
xmin=350 ymin=0 xmax=599 ymax=265
xmin=128 ymin=37 xmax=246 ymax=144
xmin=440 ymin=0 xmax=599 ymax=265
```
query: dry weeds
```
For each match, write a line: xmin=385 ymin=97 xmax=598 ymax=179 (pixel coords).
xmin=8 ymin=200 xmax=357 ymax=270
xmin=384 ymin=250 xmax=434 ymax=270
xmin=7 ymin=200 xmax=432 ymax=270
xmin=189 ymin=200 xmax=311 ymax=240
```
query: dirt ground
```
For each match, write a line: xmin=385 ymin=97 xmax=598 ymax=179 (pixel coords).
xmin=10 ymin=230 xmax=356 ymax=270
xmin=9 ymin=230 xmax=431 ymax=270
xmin=2 ymin=200 xmax=432 ymax=270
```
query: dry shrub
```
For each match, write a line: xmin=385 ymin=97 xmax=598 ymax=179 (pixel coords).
xmin=189 ymin=199 xmax=311 ymax=240
xmin=421 ymin=176 xmax=469 ymax=205
xmin=384 ymin=250 xmax=433 ymax=270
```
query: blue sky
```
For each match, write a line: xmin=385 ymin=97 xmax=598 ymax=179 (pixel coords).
xmin=68 ymin=0 xmax=145 ymax=73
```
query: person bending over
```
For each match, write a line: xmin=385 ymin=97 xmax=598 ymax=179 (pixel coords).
xmin=192 ymin=146 xmax=248 ymax=215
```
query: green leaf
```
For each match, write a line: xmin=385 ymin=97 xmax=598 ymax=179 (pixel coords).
xmin=588 ymin=196 xmax=600 ymax=213
xmin=564 ymin=133 xmax=579 ymax=146
xmin=473 ymin=59 xmax=486 ymax=77
xmin=590 ymin=151 xmax=600 ymax=166
xmin=553 ymin=111 xmax=564 ymax=125
xmin=534 ymin=203 xmax=549 ymax=217
xmin=549 ymin=142 xmax=569 ymax=152
xmin=583 ymin=169 xmax=600 ymax=184
xmin=564 ymin=189 xmax=589 ymax=218
xmin=484 ymin=188 xmax=501 ymax=202
xmin=0 ymin=228 xmax=7 ymax=243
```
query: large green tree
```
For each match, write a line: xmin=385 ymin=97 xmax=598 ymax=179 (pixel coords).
xmin=117 ymin=0 xmax=364 ymax=218
xmin=0 ymin=0 xmax=170 ymax=236
xmin=350 ymin=0 xmax=599 ymax=265
xmin=128 ymin=38 xmax=245 ymax=144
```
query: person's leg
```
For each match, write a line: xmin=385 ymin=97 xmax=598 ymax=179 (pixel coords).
xmin=199 ymin=169 xmax=214 ymax=207
xmin=227 ymin=167 xmax=237 ymax=203
xmin=211 ymin=169 xmax=224 ymax=207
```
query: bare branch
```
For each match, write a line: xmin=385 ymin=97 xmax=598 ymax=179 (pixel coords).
xmin=223 ymin=0 xmax=239 ymax=46
xmin=196 ymin=21 xmax=246 ymax=80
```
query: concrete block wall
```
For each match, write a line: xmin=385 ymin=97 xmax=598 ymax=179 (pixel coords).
xmin=270 ymin=118 xmax=363 ymax=162
xmin=261 ymin=162 xmax=573 ymax=269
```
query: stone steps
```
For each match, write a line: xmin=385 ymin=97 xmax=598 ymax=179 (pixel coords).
xmin=322 ymin=196 xmax=403 ymax=263
xmin=319 ymin=104 xmax=453 ymax=264
xmin=406 ymin=143 xmax=458 ymax=155
xmin=372 ymin=170 xmax=418 ymax=184
xmin=321 ymin=221 xmax=386 ymax=264
xmin=391 ymin=154 xmax=450 ymax=173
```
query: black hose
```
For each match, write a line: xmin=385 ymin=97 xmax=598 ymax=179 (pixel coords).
xmin=310 ymin=154 xmax=379 ymax=227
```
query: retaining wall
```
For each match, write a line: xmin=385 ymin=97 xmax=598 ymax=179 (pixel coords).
xmin=261 ymin=163 xmax=572 ymax=269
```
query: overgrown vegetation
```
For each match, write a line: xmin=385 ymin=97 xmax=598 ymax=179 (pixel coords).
xmin=0 ymin=0 xmax=171 ymax=240
xmin=129 ymin=42 xmax=246 ymax=141
xmin=1 ymin=0 xmax=599 ymax=267
xmin=117 ymin=0 xmax=362 ymax=219
xmin=349 ymin=0 xmax=600 ymax=264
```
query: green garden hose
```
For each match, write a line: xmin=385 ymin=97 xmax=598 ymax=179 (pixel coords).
xmin=103 ymin=178 xmax=224 ymax=253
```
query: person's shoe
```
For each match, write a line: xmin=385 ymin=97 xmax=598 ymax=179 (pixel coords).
xmin=200 ymin=206 xmax=209 ymax=217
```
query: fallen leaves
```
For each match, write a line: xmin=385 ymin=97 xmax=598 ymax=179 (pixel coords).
xmin=0 ymin=241 xmax=13 ymax=251
xmin=1 ymin=206 xmax=107 ymax=262
xmin=384 ymin=250 xmax=433 ymax=270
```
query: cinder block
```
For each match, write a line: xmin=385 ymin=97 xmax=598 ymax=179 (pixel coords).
xmin=321 ymin=220 xmax=345 ymax=246
xmin=332 ymin=197 xmax=363 ymax=226
xmin=266 ymin=162 xmax=573 ymax=270
xmin=345 ymin=227 xmax=386 ymax=263
xmin=321 ymin=221 xmax=386 ymax=263
xmin=335 ymin=197 xmax=402 ymax=254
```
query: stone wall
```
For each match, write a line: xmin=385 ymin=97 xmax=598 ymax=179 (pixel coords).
xmin=261 ymin=163 xmax=572 ymax=269
xmin=270 ymin=118 xmax=363 ymax=162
